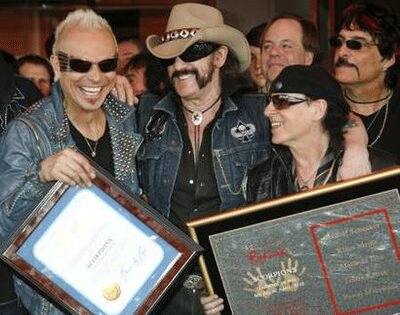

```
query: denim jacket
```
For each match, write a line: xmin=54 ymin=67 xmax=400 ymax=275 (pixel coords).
xmin=137 ymin=92 xmax=270 ymax=217
xmin=0 ymin=82 xmax=142 ymax=314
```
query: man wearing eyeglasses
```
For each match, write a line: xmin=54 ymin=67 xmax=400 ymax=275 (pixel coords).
xmin=331 ymin=3 xmax=400 ymax=160
xmin=247 ymin=65 xmax=350 ymax=199
xmin=0 ymin=9 xmax=142 ymax=314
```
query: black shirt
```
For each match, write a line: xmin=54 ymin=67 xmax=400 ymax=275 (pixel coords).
xmin=170 ymin=106 xmax=221 ymax=228
xmin=68 ymin=119 xmax=115 ymax=177
xmin=356 ymin=88 xmax=400 ymax=159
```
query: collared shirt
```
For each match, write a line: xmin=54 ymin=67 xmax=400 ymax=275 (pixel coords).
xmin=170 ymin=106 xmax=221 ymax=227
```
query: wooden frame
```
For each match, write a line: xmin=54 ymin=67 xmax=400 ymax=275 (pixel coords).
xmin=1 ymin=169 xmax=202 ymax=315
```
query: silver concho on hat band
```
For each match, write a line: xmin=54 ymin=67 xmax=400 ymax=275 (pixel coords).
xmin=160 ymin=28 xmax=199 ymax=43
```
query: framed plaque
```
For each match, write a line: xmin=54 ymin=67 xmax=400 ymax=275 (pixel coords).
xmin=1 ymin=169 xmax=202 ymax=315
xmin=187 ymin=167 xmax=400 ymax=314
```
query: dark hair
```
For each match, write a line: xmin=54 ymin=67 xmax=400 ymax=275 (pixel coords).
xmin=45 ymin=31 xmax=55 ymax=59
xmin=264 ymin=13 xmax=322 ymax=64
xmin=220 ymin=49 xmax=250 ymax=97
xmin=320 ymin=96 xmax=349 ymax=153
xmin=17 ymin=54 xmax=54 ymax=84
xmin=246 ymin=22 xmax=268 ymax=47
xmin=336 ymin=2 xmax=400 ymax=88
xmin=124 ymin=51 xmax=168 ymax=96
xmin=117 ymin=37 xmax=144 ymax=50
xmin=0 ymin=50 xmax=17 ymax=73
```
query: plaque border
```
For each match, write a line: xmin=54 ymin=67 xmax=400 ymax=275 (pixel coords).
xmin=1 ymin=168 xmax=202 ymax=315
xmin=187 ymin=166 xmax=400 ymax=314
xmin=310 ymin=208 xmax=400 ymax=314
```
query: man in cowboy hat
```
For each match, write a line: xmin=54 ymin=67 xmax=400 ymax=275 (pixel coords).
xmin=138 ymin=2 xmax=269 ymax=314
xmin=140 ymin=3 xmax=269 ymax=230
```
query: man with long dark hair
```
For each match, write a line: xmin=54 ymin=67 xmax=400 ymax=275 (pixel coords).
xmin=139 ymin=3 xmax=269 ymax=314
xmin=331 ymin=2 xmax=400 ymax=159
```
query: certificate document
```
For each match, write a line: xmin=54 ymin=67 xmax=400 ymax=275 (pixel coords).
xmin=17 ymin=185 xmax=181 ymax=314
xmin=209 ymin=189 xmax=400 ymax=315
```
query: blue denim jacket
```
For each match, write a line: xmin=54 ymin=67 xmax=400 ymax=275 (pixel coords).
xmin=0 ymin=82 xmax=142 ymax=314
xmin=138 ymin=92 xmax=270 ymax=217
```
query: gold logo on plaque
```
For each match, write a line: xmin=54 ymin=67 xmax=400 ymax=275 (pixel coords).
xmin=243 ymin=258 xmax=306 ymax=299
xmin=103 ymin=283 xmax=121 ymax=301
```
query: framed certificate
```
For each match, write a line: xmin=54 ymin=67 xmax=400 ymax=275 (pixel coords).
xmin=187 ymin=167 xmax=400 ymax=314
xmin=1 ymin=169 xmax=202 ymax=315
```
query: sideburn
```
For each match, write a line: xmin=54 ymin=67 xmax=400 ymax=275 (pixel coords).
xmin=197 ymin=61 xmax=215 ymax=89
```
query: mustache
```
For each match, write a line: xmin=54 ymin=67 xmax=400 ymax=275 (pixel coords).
xmin=335 ymin=57 xmax=357 ymax=69
xmin=171 ymin=69 xmax=199 ymax=80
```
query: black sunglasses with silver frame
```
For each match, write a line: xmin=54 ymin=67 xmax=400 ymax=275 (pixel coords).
xmin=269 ymin=93 xmax=310 ymax=110
xmin=329 ymin=36 xmax=378 ymax=51
xmin=56 ymin=51 xmax=118 ymax=73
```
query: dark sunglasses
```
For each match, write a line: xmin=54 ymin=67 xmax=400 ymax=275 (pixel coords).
xmin=57 ymin=51 xmax=118 ymax=73
xmin=329 ymin=36 xmax=377 ymax=51
xmin=269 ymin=94 xmax=309 ymax=109
xmin=160 ymin=42 xmax=220 ymax=67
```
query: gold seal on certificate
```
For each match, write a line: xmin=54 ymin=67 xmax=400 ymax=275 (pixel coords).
xmin=102 ymin=283 xmax=121 ymax=301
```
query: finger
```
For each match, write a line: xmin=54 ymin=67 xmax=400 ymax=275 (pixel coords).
xmin=54 ymin=161 xmax=89 ymax=187
xmin=205 ymin=304 xmax=224 ymax=315
xmin=201 ymin=296 xmax=224 ymax=311
xmin=56 ymin=173 xmax=80 ymax=186
xmin=60 ymin=152 xmax=95 ymax=186
xmin=124 ymin=81 xmax=135 ymax=106
xmin=69 ymin=151 xmax=96 ymax=179
xmin=201 ymin=294 xmax=218 ymax=304
xmin=115 ymin=80 xmax=126 ymax=103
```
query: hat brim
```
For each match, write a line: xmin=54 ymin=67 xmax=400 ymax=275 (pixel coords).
xmin=146 ymin=25 xmax=250 ymax=72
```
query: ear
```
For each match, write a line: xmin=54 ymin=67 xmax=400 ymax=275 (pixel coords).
xmin=305 ymin=51 xmax=314 ymax=66
xmin=213 ymin=45 xmax=228 ymax=69
xmin=382 ymin=54 xmax=395 ymax=71
xmin=50 ymin=54 xmax=61 ymax=80
xmin=310 ymin=99 xmax=327 ymax=121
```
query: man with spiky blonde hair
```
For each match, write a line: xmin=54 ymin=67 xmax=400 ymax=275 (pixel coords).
xmin=0 ymin=9 xmax=142 ymax=314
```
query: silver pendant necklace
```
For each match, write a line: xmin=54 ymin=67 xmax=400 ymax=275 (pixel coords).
xmin=183 ymin=95 xmax=221 ymax=126
xmin=83 ymin=137 xmax=99 ymax=158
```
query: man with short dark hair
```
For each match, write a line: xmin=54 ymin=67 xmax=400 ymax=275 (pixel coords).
xmin=260 ymin=13 xmax=321 ymax=87
xmin=117 ymin=37 xmax=143 ymax=74
xmin=331 ymin=2 xmax=400 ymax=159
xmin=245 ymin=22 xmax=268 ymax=93
xmin=17 ymin=54 xmax=54 ymax=97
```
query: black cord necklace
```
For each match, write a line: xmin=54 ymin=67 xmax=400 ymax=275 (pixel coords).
xmin=344 ymin=89 xmax=392 ymax=104
xmin=183 ymin=94 xmax=221 ymax=126
xmin=183 ymin=94 xmax=221 ymax=164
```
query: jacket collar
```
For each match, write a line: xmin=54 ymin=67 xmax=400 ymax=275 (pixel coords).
xmin=154 ymin=91 xmax=238 ymax=118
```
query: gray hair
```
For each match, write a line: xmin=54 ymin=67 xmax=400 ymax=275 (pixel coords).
xmin=53 ymin=9 xmax=116 ymax=55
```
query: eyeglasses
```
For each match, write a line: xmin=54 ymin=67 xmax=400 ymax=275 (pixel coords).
xmin=269 ymin=94 xmax=309 ymax=109
xmin=329 ymin=36 xmax=377 ymax=51
xmin=57 ymin=51 xmax=118 ymax=73
xmin=160 ymin=42 xmax=220 ymax=67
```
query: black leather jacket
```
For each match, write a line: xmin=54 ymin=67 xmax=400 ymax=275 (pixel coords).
xmin=246 ymin=146 xmax=397 ymax=204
